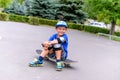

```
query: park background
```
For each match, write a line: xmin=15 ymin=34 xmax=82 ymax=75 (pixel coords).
xmin=0 ymin=0 xmax=120 ymax=80
xmin=0 ymin=0 xmax=120 ymax=41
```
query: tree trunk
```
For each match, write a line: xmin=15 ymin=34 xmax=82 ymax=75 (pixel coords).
xmin=109 ymin=19 xmax=116 ymax=35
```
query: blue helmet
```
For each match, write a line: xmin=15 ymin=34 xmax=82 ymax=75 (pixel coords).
xmin=55 ymin=21 xmax=68 ymax=28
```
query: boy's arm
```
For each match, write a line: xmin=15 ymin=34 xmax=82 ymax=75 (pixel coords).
xmin=49 ymin=39 xmax=58 ymax=44
xmin=42 ymin=35 xmax=67 ymax=48
xmin=49 ymin=37 xmax=66 ymax=45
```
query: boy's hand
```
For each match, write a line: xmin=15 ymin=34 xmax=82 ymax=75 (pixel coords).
xmin=42 ymin=41 xmax=51 ymax=50
xmin=42 ymin=40 xmax=58 ymax=50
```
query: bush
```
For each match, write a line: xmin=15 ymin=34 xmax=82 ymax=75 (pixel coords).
xmin=68 ymin=23 xmax=84 ymax=30
xmin=9 ymin=14 xmax=29 ymax=23
xmin=112 ymin=37 xmax=120 ymax=41
xmin=39 ymin=18 xmax=57 ymax=26
xmin=114 ymin=32 xmax=120 ymax=36
xmin=84 ymin=26 xmax=109 ymax=34
xmin=45 ymin=19 xmax=57 ymax=26
xmin=0 ymin=13 xmax=8 ymax=21
xmin=28 ymin=16 xmax=39 ymax=25
xmin=9 ymin=14 xmax=16 ymax=21
xmin=2 ymin=13 xmax=119 ymax=39
xmin=21 ymin=16 xmax=29 ymax=23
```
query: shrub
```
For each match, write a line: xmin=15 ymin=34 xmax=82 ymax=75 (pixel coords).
xmin=9 ymin=14 xmax=15 ymax=21
xmin=39 ymin=18 xmax=57 ymax=26
xmin=0 ymin=13 xmax=8 ymax=21
xmin=112 ymin=37 xmax=120 ymax=41
xmin=84 ymin=26 xmax=109 ymax=34
xmin=28 ymin=16 xmax=39 ymax=25
xmin=21 ymin=16 xmax=29 ymax=23
xmin=114 ymin=32 xmax=120 ymax=36
xmin=68 ymin=23 xmax=84 ymax=30
xmin=2 ymin=13 xmax=119 ymax=39
xmin=45 ymin=19 xmax=57 ymax=26
xmin=9 ymin=14 xmax=29 ymax=23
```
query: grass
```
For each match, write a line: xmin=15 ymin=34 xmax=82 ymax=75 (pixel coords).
xmin=111 ymin=36 xmax=120 ymax=41
xmin=97 ymin=32 xmax=120 ymax=42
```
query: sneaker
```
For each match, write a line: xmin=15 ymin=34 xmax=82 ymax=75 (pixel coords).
xmin=56 ymin=61 xmax=62 ymax=71
xmin=29 ymin=58 xmax=43 ymax=67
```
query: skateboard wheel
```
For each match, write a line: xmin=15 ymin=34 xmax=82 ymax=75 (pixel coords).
xmin=63 ymin=63 xmax=70 ymax=67
xmin=44 ymin=57 xmax=49 ymax=60
xmin=66 ymin=64 xmax=70 ymax=67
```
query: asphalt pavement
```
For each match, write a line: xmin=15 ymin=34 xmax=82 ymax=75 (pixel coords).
xmin=0 ymin=21 xmax=120 ymax=80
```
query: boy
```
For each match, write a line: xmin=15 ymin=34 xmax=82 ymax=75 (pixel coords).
xmin=29 ymin=21 xmax=68 ymax=71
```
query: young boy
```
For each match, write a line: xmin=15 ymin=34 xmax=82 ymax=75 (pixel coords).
xmin=29 ymin=21 xmax=68 ymax=71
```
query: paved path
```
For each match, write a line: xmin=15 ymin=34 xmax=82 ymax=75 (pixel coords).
xmin=0 ymin=21 xmax=120 ymax=80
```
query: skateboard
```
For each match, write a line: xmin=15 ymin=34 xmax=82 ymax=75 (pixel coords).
xmin=36 ymin=49 xmax=78 ymax=67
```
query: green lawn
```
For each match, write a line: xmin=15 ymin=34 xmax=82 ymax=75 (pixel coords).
xmin=98 ymin=32 xmax=120 ymax=42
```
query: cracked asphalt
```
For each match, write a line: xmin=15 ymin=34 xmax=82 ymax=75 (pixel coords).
xmin=0 ymin=21 xmax=120 ymax=80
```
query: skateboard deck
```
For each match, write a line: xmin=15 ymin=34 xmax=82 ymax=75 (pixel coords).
xmin=36 ymin=49 xmax=78 ymax=67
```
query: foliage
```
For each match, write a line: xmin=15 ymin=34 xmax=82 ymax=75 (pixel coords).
xmin=114 ymin=31 xmax=120 ymax=36
xmin=0 ymin=12 xmax=8 ymax=21
xmin=83 ymin=0 xmax=120 ymax=22
xmin=1 ymin=12 xmax=120 ymax=42
xmin=21 ymin=0 xmax=32 ymax=16
xmin=68 ymin=23 xmax=84 ymax=30
xmin=28 ymin=16 xmax=57 ymax=26
xmin=0 ymin=0 xmax=12 ymax=8
xmin=26 ymin=0 xmax=56 ymax=20
xmin=84 ymin=26 xmax=109 ymax=34
xmin=39 ymin=18 xmax=57 ymax=26
xmin=2 ymin=0 xmax=26 ymax=15
xmin=116 ymin=19 xmax=120 ymax=25
xmin=18 ymin=0 xmax=24 ymax=4
xmin=3 ymin=0 xmax=87 ymax=24
xmin=9 ymin=14 xmax=29 ymax=22
xmin=28 ymin=16 xmax=39 ymax=25
xmin=83 ymin=0 xmax=120 ymax=35
xmin=112 ymin=37 xmax=120 ymax=41
xmin=54 ymin=0 xmax=87 ymax=23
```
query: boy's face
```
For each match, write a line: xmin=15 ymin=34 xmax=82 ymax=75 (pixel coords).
xmin=56 ymin=26 xmax=67 ymax=36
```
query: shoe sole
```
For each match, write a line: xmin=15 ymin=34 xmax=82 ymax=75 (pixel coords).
xmin=56 ymin=68 xmax=62 ymax=71
xmin=29 ymin=64 xmax=43 ymax=67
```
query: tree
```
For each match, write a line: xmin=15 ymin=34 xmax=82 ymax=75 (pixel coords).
xmin=21 ymin=0 xmax=32 ymax=16
xmin=25 ymin=0 xmax=87 ymax=23
xmin=95 ymin=0 xmax=120 ymax=35
xmin=84 ymin=0 xmax=120 ymax=35
xmin=2 ymin=0 xmax=87 ymax=23
xmin=26 ymin=0 xmax=56 ymax=19
xmin=0 ymin=0 xmax=12 ymax=8
xmin=55 ymin=0 xmax=87 ymax=23
xmin=18 ymin=0 xmax=24 ymax=4
xmin=3 ymin=0 xmax=25 ymax=15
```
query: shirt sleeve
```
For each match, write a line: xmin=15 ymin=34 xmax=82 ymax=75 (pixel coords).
xmin=62 ymin=34 xmax=68 ymax=43
xmin=48 ymin=34 xmax=56 ymax=41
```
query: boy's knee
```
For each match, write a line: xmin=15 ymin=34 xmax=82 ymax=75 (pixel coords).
xmin=53 ymin=44 xmax=62 ymax=51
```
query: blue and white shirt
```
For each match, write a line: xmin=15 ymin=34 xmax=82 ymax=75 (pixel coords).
xmin=48 ymin=33 xmax=68 ymax=58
